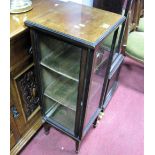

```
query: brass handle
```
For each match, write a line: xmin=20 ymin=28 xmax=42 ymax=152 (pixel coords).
xmin=11 ymin=105 xmax=19 ymax=119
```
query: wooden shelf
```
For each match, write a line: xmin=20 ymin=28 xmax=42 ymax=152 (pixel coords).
xmin=41 ymin=46 xmax=81 ymax=82
xmin=46 ymin=103 xmax=75 ymax=131
xmin=44 ymin=76 xmax=78 ymax=112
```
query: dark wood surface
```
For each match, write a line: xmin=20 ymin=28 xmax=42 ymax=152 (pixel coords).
xmin=122 ymin=0 xmax=144 ymax=55
xmin=93 ymin=0 xmax=125 ymax=14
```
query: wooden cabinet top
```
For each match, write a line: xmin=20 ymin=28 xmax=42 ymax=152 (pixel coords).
xmin=11 ymin=0 xmax=125 ymax=47
xmin=25 ymin=0 xmax=125 ymax=48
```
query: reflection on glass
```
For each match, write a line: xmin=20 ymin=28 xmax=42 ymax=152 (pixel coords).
xmin=101 ymin=25 xmax=121 ymax=53
xmin=103 ymin=67 xmax=119 ymax=109
xmin=83 ymin=44 xmax=111 ymax=131
xmin=107 ymin=70 xmax=118 ymax=95
xmin=38 ymin=33 xmax=81 ymax=132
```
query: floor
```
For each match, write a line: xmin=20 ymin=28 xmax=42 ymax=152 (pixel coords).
xmin=20 ymin=57 xmax=144 ymax=155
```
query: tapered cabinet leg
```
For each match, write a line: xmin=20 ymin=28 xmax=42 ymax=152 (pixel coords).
xmin=75 ymin=141 xmax=80 ymax=153
xmin=93 ymin=117 xmax=98 ymax=128
xmin=44 ymin=123 xmax=51 ymax=135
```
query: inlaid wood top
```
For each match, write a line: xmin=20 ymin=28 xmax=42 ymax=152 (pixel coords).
xmin=11 ymin=0 xmax=125 ymax=47
xmin=25 ymin=1 xmax=125 ymax=47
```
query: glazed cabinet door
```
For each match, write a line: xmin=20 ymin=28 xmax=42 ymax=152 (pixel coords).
xmin=81 ymin=29 xmax=120 ymax=135
xmin=31 ymin=31 xmax=83 ymax=135
xmin=82 ymin=45 xmax=111 ymax=134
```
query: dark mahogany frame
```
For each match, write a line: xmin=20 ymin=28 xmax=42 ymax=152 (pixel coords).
xmin=25 ymin=15 xmax=125 ymax=152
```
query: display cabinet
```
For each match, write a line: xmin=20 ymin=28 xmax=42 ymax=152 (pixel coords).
xmin=25 ymin=1 xmax=125 ymax=152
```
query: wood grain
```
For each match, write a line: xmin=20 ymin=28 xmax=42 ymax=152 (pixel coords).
xmin=25 ymin=1 xmax=124 ymax=45
xmin=10 ymin=117 xmax=42 ymax=155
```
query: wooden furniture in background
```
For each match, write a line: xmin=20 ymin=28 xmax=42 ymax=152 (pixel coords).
xmin=122 ymin=0 xmax=144 ymax=55
xmin=139 ymin=0 xmax=144 ymax=17
xmin=10 ymin=29 xmax=42 ymax=154
xmin=126 ymin=31 xmax=144 ymax=63
xmin=10 ymin=0 xmax=55 ymax=154
xmin=93 ymin=0 xmax=125 ymax=14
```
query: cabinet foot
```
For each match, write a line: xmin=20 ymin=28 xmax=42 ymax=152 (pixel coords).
xmin=98 ymin=111 xmax=104 ymax=120
xmin=75 ymin=141 xmax=80 ymax=153
xmin=93 ymin=117 xmax=98 ymax=128
xmin=44 ymin=123 xmax=51 ymax=135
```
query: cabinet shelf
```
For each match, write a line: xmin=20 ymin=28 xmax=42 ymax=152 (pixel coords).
xmin=44 ymin=76 xmax=78 ymax=112
xmin=46 ymin=104 xmax=75 ymax=131
xmin=40 ymin=46 xmax=81 ymax=82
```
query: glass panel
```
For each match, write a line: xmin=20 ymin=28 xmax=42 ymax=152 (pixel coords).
xmin=103 ymin=67 xmax=120 ymax=109
xmin=106 ymin=69 xmax=118 ymax=95
xmin=83 ymin=43 xmax=111 ymax=131
xmin=41 ymin=68 xmax=78 ymax=111
xmin=101 ymin=26 xmax=121 ymax=56
xmin=38 ymin=32 xmax=81 ymax=132
xmin=94 ymin=0 xmax=125 ymax=55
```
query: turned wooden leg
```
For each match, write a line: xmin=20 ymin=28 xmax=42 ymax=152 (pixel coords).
xmin=93 ymin=117 xmax=98 ymax=128
xmin=98 ymin=111 xmax=104 ymax=120
xmin=44 ymin=123 xmax=51 ymax=135
xmin=75 ymin=141 xmax=80 ymax=153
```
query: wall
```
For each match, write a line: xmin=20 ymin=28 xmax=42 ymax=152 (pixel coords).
xmin=82 ymin=0 xmax=93 ymax=6
xmin=60 ymin=0 xmax=93 ymax=6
